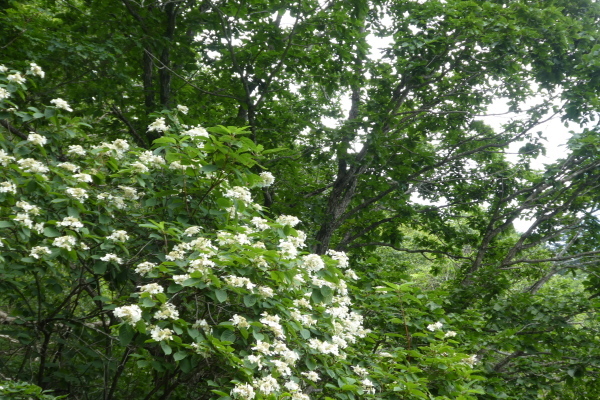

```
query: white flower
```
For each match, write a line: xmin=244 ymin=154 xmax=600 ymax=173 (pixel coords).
xmin=114 ymin=305 xmax=142 ymax=325
xmin=345 ymin=269 xmax=359 ymax=280
xmin=67 ymin=145 xmax=86 ymax=156
xmin=150 ymin=326 xmax=174 ymax=342
xmin=0 ymin=149 xmax=15 ymax=166
xmin=257 ymin=286 xmax=274 ymax=298
xmin=361 ymin=378 xmax=376 ymax=394
xmin=183 ymin=126 xmax=208 ymax=138
xmin=53 ymin=235 xmax=77 ymax=251
xmin=444 ymin=330 xmax=457 ymax=338
xmin=138 ymin=151 xmax=165 ymax=167
xmin=172 ymin=274 xmax=190 ymax=285
xmin=177 ymin=104 xmax=189 ymax=114
xmin=273 ymin=360 xmax=292 ymax=376
xmin=427 ymin=321 xmax=443 ymax=332
xmin=0 ymin=87 xmax=10 ymax=101
xmin=0 ymin=65 xmax=7 ymax=72
xmin=147 ymin=117 xmax=169 ymax=132
xmin=250 ymin=217 xmax=270 ymax=231
xmin=15 ymin=214 xmax=33 ymax=229
xmin=284 ymin=381 xmax=300 ymax=392
xmin=72 ymin=173 xmax=92 ymax=183
xmin=327 ymin=249 xmax=349 ymax=268
xmin=463 ymin=354 xmax=478 ymax=367
xmin=139 ymin=283 xmax=164 ymax=295
xmin=30 ymin=246 xmax=51 ymax=259
xmin=224 ymin=186 xmax=252 ymax=204
xmin=183 ymin=226 xmax=201 ymax=236
xmin=0 ymin=181 xmax=16 ymax=194
xmin=231 ymin=314 xmax=249 ymax=329
xmin=16 ymin=201 xmax=41 ymax=215
xmin=50 ymin=98 xmax=73 ymax=112
xmin=257 ymin=171 xmax=275 ymax=187
xmin=301 ymin=371 xmax=320 ymax=382
xmin=254 ymin=375 xmax=280 ymax=395
xmin=352 ymin=365 xmax=368 ymax=376
xmin=259 ymin=312 xmax=285 ymax=338
xmin=107 ymin=230 xmax=129 ymax=242
xmin=29 ymin=63 xmax=44 ymax=78
xmin=278 ymin=239 xmax=297 ymax=259
xmin=193 ymin=319 xmax=212 ymax=334
xmin=100 ymin=253 xmax=123 ymax=264
xmin=129 ymin=161 xmax=149 ymax=173
xmin=275 ymin=215 xmax=300 ymax=227
xmin=154 ymin=303 xmax=179 ymax=320
xmin=135 ymin=261 xmax=157 ymax=276
xmin=7 ymin=73 xmax=26 ymax=84
xmin=302 ymin=254 xmax=325 ymax=272
xmin=57 ymin=216 xmax=84 ymax=231
xmin=225 ymin=275 xmax=256 ymax=291
xmin=57 ymin=162 xmax=80 ymax=173
xmin=33 ymin=223 xmax=44 ymax=234
xmin=26 ymin=133 xmax=47 ymax=146
xmin=231 ymin=383 xmax=255 ymax=400
xmin=65 ymin=187 xmax=89 ymax=202
xmin=17 ymin=158 xmax=49 ymax=175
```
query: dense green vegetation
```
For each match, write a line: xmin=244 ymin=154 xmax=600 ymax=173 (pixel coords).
xmin=2 ymin=0 xmax=600 ymax=399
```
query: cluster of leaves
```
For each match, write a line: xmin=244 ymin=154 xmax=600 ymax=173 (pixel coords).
xmin=0 ymin=380 xmax=64 ymax=400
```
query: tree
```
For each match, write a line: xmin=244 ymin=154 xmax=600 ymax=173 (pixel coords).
xmin=3 ymin=0 xmax=600 ymax=398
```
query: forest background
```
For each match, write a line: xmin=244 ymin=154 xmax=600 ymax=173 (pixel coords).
xmin=2 ymin=0 xmax=600 ymax=399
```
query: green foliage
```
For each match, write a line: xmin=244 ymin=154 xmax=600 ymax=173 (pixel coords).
xmin=3 ymin=0 xmax=600 ymax=398
xmin=0 ymin=380 xmax=64 ymax=400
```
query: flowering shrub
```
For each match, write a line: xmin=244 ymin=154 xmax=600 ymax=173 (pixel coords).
xmin=0 ymin=64 xmax=484 ymax=399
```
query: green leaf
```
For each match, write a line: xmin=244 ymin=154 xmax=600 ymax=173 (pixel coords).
xmin=215 ymin=289 xmax=227 ymax=303
xmin=160 ymin=341 xmax=172 ymax=355
xmin=119 ymin=324 xmax=135 ymax=346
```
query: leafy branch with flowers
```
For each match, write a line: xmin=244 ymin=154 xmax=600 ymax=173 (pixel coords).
xmin=0 ymin=64 xmax=484 ymax=399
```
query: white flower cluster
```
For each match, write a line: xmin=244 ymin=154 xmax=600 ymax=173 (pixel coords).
xmin=30 ymin=246 xmax=51 ymax=259
xmin=138 ymin=150 xmax=166 ymax=168
xmin=72 ymin=173 xmax=92 ymax=183
xmin=427 ymin=321 xmax=443 ymax=332
xmin=17 ymin=158 xmax=49 ymax=176
xmin=114 ymin=304 xmax=142 ymax=325
xmin=154 ymin=303 xmax=179 ymax=320
xmin=135 ymin=261 xmax=157 ymax=276
xmin=0 ymin=149 xmax=15 ymax=166
xmin=147 ymin=117 xmax=169 ymax=132
xmin=65 ymin=187 xmax=88 ymax=202
xmin=275 ymin=215 xmax=300 ymax=227
xmin=27 ymin=133 xmax=47 ymax=146
xmin=176 ymin=104 xmax=189 ymax=114
xmin=0 ymin=181 xmax=16 ymax=194
xmin=57 ymin=162 xmax=80 ymax=173
xmin=107 ymin=230 xmax=129 ymax=242
xmin=224 ymin=186 xmax=252 ymax=204
xmin=256 ymin=171 xmax=275 ymax=187
xmin=0 ymin=87 xmax=10 ymax=101
xmin=29 ymin=63 xmax=44 ymax=78
xmin=150 ymin=326 xmax=174 ymax=341
xmin=53 ymin=235 xmax=77 ymax=251
xmin=57 ymin=216 xmax=84 ymax=231
xmin=139 ymin=283 xmax=164 ymax=295
xmin=93 ymin=139 xmax=129 ymax=159
xmin=50 ymin=98 xmax=73 ymax=112
xmin=67 ymin=145 xmax=86 ymax=157
xmin=183 ymin=126 xmax=208 ymax=139
xmin=7 ymin=72 xmax=26 ymax=84
xmin=100 ymin=253 xmax=123 ymax=264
